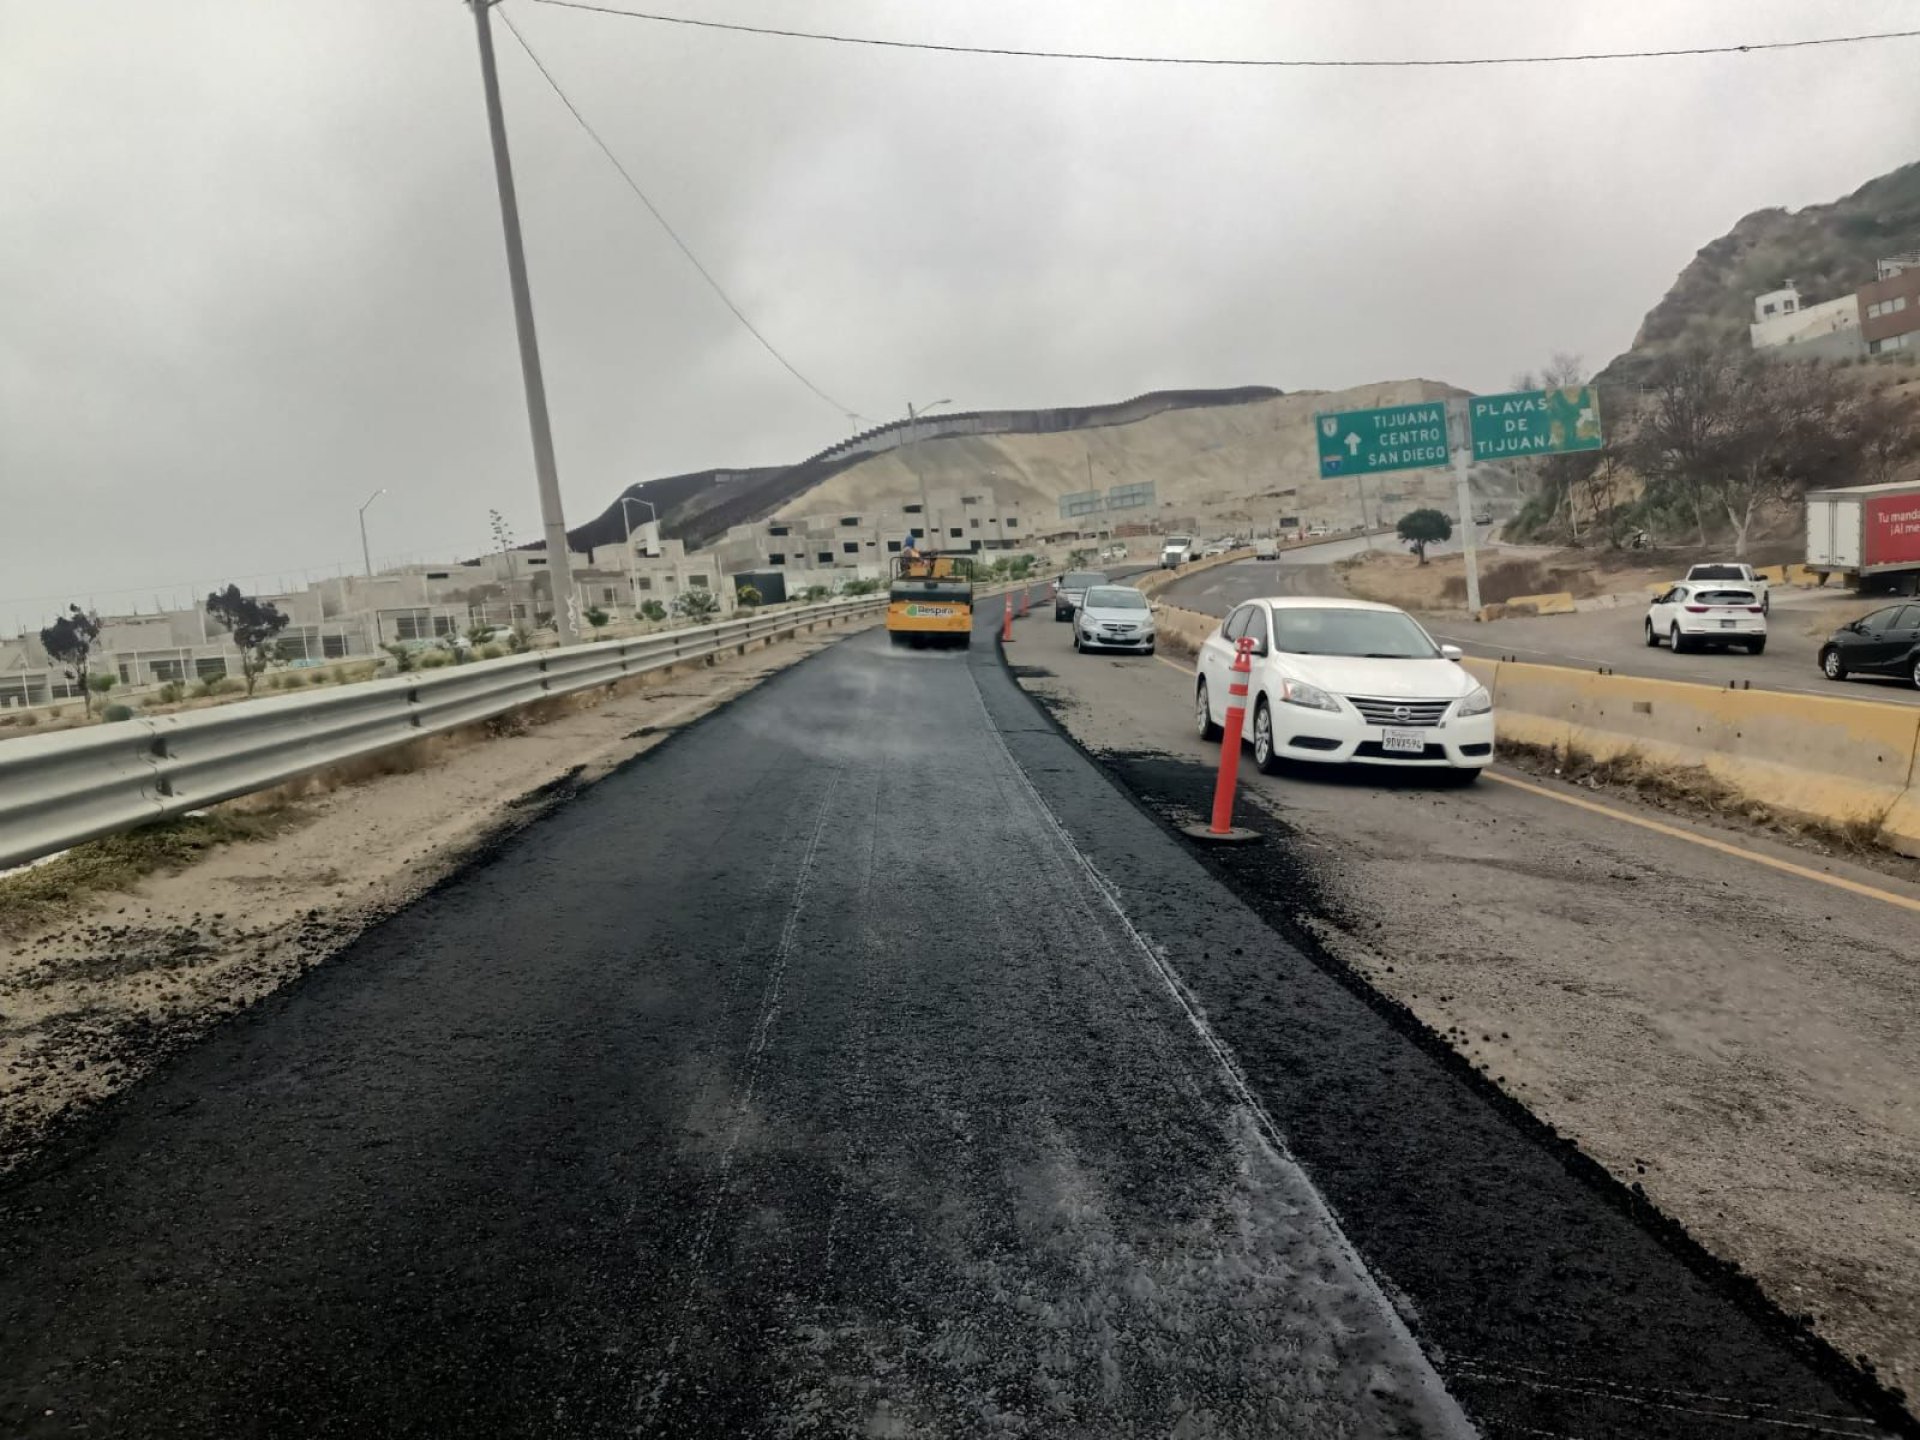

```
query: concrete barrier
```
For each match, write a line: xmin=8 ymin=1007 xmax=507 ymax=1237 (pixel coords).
xmin=1503 ymin=591 xmax=1577 ymax=616
xmin=1149 ymin=604 xmax=1218 ymax=660
xmin=1465 ymin=656 xmax=1920 ymax=855
xmin=1135 ymin=547 xmax=1252 ymax=599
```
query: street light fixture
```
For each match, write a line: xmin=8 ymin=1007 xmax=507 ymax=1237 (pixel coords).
xmin=358 ymin=488 xmax=387 ymax=579
xmin=905 ymin=398 xmax=951 ymax=546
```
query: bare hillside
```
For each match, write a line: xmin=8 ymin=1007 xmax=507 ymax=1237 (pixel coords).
xmin=776 ymin=379 xmax=1473 ymax=535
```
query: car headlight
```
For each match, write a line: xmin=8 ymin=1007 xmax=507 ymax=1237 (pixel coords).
xmin=1278 ymin=677 xmax=1341 ymax=712
xmin=1456 ymin=685 xmax=1493 ymax=718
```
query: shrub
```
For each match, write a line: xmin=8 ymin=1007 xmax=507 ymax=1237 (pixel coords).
xmin=640 ymin=600 xmax=668 ymax=623
xmin=416 ymin=650 xmax=452 ymax=669
xmin=736 ymin=584 xmax=762 ymax=609
xmin=383 ymin=644 xmax=417 ymax=674
xmin=101 ymin=703 xmax=133 ymax=723
xmin=478 ymin=644 xmax=503 ymax=660
xmin=206 ymin=677 xmax=239 ymax=696
xmin=583 ymin=605 xmax=611 ymax=630
xmin=89 ymin=674 xmax=117 ymax=696
xmin=803 ymin=585 xmax=830 ymax=602
xmin=156 ymin=682 xmax=184 ymax=705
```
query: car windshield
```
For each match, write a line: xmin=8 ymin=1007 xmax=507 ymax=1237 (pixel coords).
xmin=1064 ymin=572 xmax=1107 ymax=588
xmin=1694 ymin=590 xmax=1755 ymax=605
xmin=1271 ymin=607 xmax=1439 ymax=658
xmin=1083 ymin=587 xmax=1147 ymax=610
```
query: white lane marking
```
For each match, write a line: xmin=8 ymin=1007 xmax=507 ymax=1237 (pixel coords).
xmin=1453 ymin=1357 xmax=1885 ymax=1430
xmin=1450 ymin=1366 xmax=1887 ymax=1437
xmin=640 ymin=765 xmax=846 ymax=1424
xmin=971 ymin=683 xmax=1481 ymax=1440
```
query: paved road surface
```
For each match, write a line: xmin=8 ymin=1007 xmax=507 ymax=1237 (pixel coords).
xmin=0 ymin=603 xmax=1908 ymax=1437
xmin=1158 ymin=554 xmax=1920 ymax=707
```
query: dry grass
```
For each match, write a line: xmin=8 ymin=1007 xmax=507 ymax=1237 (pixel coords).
xmin=1501 ymin=740 xmax=1895 ymax=859
xmin=0 ymin=807 xmax=307 ymax=941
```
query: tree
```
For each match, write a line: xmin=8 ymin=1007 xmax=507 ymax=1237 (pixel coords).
xmin=674 ymin=587 xmax=721 ymax=621
xmin=465 ymin=623 xmax=497 ymax=650
xmin=583 ymin=604 xmax=610 ymax=630
xmin=1396 ymin=509 xmax=1452 ymax=564
xmin=736 ymin=584 xmax=762 ymax=609
xmin=205 ymin=584 xmax=291 ymax=696
xmin=639 ymin=599 xmax=668 ymax=624
xmin=89 ymin=674 xmax=117 ymax=698
xmin=39 ymin=606 xmax=102 ymax=713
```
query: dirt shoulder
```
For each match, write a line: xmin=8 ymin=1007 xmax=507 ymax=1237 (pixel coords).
xmin=1007 ymin=623 xmax=1920 ymax=1416
xmin=0 ymin=621 xmax=872 ymax=1175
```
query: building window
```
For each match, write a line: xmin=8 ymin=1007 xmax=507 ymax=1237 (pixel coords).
xmin=969 ymin=518 xmax=980 ymax=529
xmin=636 ymin=576 xmax=655 ymax=590
xmin=886 ymin=540 xmax=901 ymax=552
xmin=195 ymin=658 xmax=228 ymax=680
xmin=767 ymin=553 xmax=785 ymax=566
xmin=903 ymin=503 xmax=922 ymax=514
xmin=118 ymin=664 xmax=132 ymax=683
xmin=842 ymin=541 xmax=859 ymax=554
xmin=1005 ymin=517 xmax=1019 ymax=528
xmin=769 ymin=525 xmax=790 ymax=537
xmin=527 ymin=557 xmax=546 ymax=567
xmin=1762 ymin=303 xmax=1776 ymax=316
xmin=323 ymin=635 xmax=348 ymax=658
xmin=689 ymin=574 xmax=710 ymax=589
xmin=426 ymin=571 xmax=450 ymax=581
xmin=840 ymin=516 xmax=861 ymax=527
xmin=817 ymin=551 xmax=833 ymax=564
xmin=434 ymin=615 xmax=457 ymax=636
xmin=948 ymin=527 xmax=963 ymax=539
xmin=601 ymin=587 xmax=618 ymax=603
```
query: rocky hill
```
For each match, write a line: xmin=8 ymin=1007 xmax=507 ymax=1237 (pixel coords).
xmin=569 ymin=381 xmax=1492 ymax=553
xmin=1600 ymin=160 xmax=1920 ymax=385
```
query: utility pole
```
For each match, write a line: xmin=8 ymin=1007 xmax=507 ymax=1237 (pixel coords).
xmin=358 ymin=488 xmax=385 ymax=580
xmin=1447 ymin=398 xmax=1483 ymax=614
xmin=468 ymin=0 xmax=579 ymax=646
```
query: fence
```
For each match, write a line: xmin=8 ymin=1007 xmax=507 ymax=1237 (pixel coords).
xmin=0 ymin=596 xmax=886 ymax=872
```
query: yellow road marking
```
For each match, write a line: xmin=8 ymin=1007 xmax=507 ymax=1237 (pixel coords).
xmin=1136 ymin=648 xmax=1920 ymax=913
xmin=1484 ymin=771 xmax=1920 ymax=915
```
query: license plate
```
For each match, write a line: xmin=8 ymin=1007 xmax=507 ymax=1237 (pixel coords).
xmin=1719 ymin=619 xmax=1735 ymax=628
xmin=1382 ymin=728 xmax=1426 ymax=754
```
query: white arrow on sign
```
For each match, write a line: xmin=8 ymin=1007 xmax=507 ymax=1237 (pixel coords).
xmin=1345 ymin=432 xmax=1361 ymax=456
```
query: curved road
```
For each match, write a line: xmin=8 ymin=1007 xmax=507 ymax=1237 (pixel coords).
xmin=1158 ymin=546 xmax=1920 ymax=708
xmin=0 ymin=603 xmax=1907 ymax=1436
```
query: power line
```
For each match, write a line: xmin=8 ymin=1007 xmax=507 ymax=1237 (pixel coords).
xmin=495 ymin=7 xmax=863 ymax=423
xmin=528 ymin=1 xmax=1920 ymax=69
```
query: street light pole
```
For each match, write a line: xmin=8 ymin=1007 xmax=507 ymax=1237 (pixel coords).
xmin=904 ymin=398 xmax=951 ymax=547
xmin=358 ymin=488 xmax=386 ymax=578
xmin=620 ymin=496 xmax=657 ymax=615
xmin=468 ymin=0 xmax=579 ymax=646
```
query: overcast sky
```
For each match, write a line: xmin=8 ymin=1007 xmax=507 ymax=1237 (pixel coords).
xmin=3 ymin=0 xmax=1917 ymax=629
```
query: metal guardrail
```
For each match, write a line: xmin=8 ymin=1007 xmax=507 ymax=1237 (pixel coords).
xmin=0 ymin=596 xmax=887 ymax=872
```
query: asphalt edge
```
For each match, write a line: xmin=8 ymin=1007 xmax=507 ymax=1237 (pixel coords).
xmin=981 ymin=624 xmax=1920 ymax=1437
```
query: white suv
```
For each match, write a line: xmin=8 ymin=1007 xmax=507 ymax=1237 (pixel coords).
xmin=1645 ymin=582 xmax=1767 ymax=654
xmin=1194 ymin=598 xmax=1494 ymax=781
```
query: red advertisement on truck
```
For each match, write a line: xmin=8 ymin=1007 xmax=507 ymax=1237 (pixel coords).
xmin=1864 ymin=493 xmax=1920 ymax=568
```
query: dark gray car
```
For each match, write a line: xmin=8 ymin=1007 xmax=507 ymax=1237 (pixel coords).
xmin=1054 ymin=570 xmax=1109 ymax=621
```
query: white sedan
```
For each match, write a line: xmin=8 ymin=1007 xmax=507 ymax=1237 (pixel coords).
xmin=1193 ymin=597 xmax=1494 ymax=781
xmin=1074 ymin=585 xmax=1156 ymax=654
xmin=1645 ymin=582 xmax=1767 ymax=654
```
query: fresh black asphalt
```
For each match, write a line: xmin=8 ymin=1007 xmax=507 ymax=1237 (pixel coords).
xmin=0 ymin=598 xmax=1908 ymax=1438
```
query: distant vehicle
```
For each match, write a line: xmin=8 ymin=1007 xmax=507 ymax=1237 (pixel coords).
xmin=1806 ymin=481 xmax=1920 ymax=594
xmin=1101 ymin=543 xmax=1128 ymax=562
xmin=1193 ymin=597 xmax=1492 ymax=780
xmin=1073 ymin=586 xmax=1155 ymax=656
xmin=1645 ymin=582 xmax=1767 ymax=654
xmin=1053 ymin=569 xmax=1109 ymax=621
xmin=1160 ymin=535 xmax=1194 ymax=569
xmin=1253 ymin=536 xmax=1279 ymax=560
xmin=1683 ymin=562 xmax=1770 ymax=612
xmin=1817 ymin=603 xmax=1920 ymax=687
xmin=1306 ymin=526 xmax=1330 ymax=539
xmin=1199 ymin=539 xmax=1231 ymax=558
xmin=885 ymin=552 xmax=973 ymax=649
xmin=1472 ymin=511 xmax=1493 ymax=526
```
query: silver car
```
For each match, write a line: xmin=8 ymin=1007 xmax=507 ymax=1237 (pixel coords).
xmin=1074 ymin=586 xmax=1156 ymax=655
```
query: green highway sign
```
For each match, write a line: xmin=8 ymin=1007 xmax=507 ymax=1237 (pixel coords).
xmin=1469 ymin=386 xmax=1603 ymax=460
xmin=1315 ymin=402 xmax=1449 ymax=479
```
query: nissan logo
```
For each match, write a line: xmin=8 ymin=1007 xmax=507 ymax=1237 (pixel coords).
xmin=1392 ymin=705 xmax=1412 ymax=722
